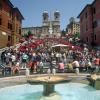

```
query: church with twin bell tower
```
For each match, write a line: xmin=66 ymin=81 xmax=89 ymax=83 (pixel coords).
xmin=22 ymin=10 xmax=61 ymax=38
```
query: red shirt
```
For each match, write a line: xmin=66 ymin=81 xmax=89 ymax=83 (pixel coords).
xmin=94 ymin=58 xmax=100 ymax=65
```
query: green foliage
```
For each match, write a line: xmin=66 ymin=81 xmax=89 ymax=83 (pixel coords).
xmin=61 ymin=30 xmax=66 ymax=36
xmin=73 ymin=32 xmax=80 ymax=38
xmin=72 ymin=32 xmax=80 ymax=44
xmin=23 ymin=30 xmax=32 ymax=38
xmin=28 ymin=30 xmax=32 ymax=36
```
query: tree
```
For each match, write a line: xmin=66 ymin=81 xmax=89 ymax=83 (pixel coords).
xmin=73 ymin=32 xmax=80 ymax=38
xmin=22 ymin=30 xmax=33 ymax=39
xmin=61 ymin=29 xmax=66 ymax=37
xmin=27 ymin=30 xmax=32 ymax=36
xmin=72 ymin=32 xmax=80 ymax=44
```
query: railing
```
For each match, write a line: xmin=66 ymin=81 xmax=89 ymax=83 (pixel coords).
xmin=0 ymin=43 xmax=21 ymax=53
xmin=0 ymin=47 xmax=9 ymax=53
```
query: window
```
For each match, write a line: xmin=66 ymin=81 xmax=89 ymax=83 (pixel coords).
xmin=8 ymin=22 xmax=12 ymax=30
xmin=81 ymin=17 xmax=83 ymax=22
xmin=55 ymin=15 xmax=58 ymax=19
xmin=0 ymin=2 xmax=2 ymax=10
xmin=16 ymin=16 xmax=20 ymax=21
xmin=19 ymin=28 xmax=21 ymax=34
xmin=0 ymin=17 xmax=2 ymax=25
xmin=93 ymin=7 xmax=96 ymax=14
xmin=86 ymin=23 xmax=88 ymax=31
xmin=43 ymin=16 xmax=47 ymax=21
xmin=85 ymin=12 xmax=87 ymax=18
xmin=9 ymin=11 xmax=12 ymax=18
xmin=86 ymin=37 xmax=88 ymax=42
xmin=10 ymin=24 xmax=12 ymax=30
xmin=16 ymin=24 xmax=18 ymax=33
xmin=95 ymin=34 xmax=96 ymax=40
xmin=93 ymin=21 xmax=97 ymax=28
xmin=8 ymin=36 xmax=11 ymax=41
xmin=8 ymin=23 xmax=10 ymax=29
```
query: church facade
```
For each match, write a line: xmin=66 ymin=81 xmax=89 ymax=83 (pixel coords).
xmin=22 ymin=11 xmax=61 ymax=38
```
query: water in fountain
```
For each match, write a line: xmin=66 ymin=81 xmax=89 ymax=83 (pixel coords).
xmin=0 ymin=83 xmax=100 ymax=100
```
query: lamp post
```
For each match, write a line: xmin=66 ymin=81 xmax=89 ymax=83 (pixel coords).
xmin=49 ymin=12 xmax=53 ymax=37
xmin=49 ymin=22 xmax=53 ymax=36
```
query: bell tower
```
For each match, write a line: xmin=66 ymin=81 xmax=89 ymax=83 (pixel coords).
xmin=54 ymin=10 xmax=60 ymax=21
xmin=43 ymin=10 xmax=49 ymax=25
xmin=53 ymin=10 xmax=60 ymax=37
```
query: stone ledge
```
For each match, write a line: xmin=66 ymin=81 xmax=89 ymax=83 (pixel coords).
xmin=0 ymin=73 xmax=90 ymax=89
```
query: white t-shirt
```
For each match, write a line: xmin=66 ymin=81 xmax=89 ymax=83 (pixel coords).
xmin=11 ymin=55 xmax=16 ymax=62
xmin=88 ymin=62 xmax=92 ymax=67
xmin=73 ymin=61 xmax=80 ymax=67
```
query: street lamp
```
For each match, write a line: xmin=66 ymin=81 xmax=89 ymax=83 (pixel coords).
xmin=49 ymin=21 xmax=53 ymax=36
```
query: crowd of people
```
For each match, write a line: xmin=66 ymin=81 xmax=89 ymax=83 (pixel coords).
xmin=0 ymin=42 xmax=100 ymax=76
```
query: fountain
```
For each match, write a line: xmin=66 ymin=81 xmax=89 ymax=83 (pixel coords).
xmin=0 ymin=79 xmax=100 ymax=100
xmin=27 ymin=75 xmax=71 ymax=96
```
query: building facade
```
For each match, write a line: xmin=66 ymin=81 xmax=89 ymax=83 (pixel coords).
xmin=66 ymin=17 xmax=80 ymax=34
xmin=78 ymin=0 xmax=100 ymax=46
xmin=0 ymin=0 xmax=24 ymax=48
xmin=22 ymin=11 xmax=61 ymax=38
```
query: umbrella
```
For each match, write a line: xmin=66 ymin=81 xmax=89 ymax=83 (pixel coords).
xmin=51 ymin=44 xmax=68 ymax=48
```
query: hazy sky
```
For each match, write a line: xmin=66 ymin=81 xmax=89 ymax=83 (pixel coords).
xmin=10 ymin=0 xmax=94 ymax=30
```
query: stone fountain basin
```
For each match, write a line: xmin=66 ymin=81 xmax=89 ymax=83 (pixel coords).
xmin=27 ymin=75 xmax=71 ymax=84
